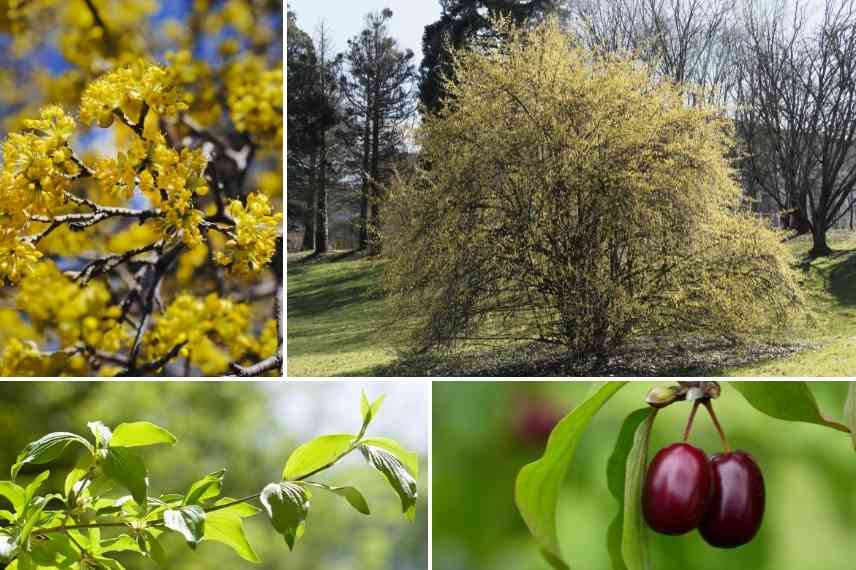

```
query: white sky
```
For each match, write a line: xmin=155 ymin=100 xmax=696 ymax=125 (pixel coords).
xmin=265 ymin=380 xmax=428 ymax=455
xmin=287 ymin=0 xmax=442 ymax=64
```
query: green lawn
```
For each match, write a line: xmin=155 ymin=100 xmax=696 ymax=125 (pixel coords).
xmin=287 ymin=252 xmax=396 ymax=376
xmin=287 ymin=234 xmax=856 ymax=377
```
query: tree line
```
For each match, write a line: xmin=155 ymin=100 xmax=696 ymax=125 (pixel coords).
xmin=289 ymin=0 xmax=856 ymax=259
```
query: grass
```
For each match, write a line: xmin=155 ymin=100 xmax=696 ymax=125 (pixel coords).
xmin=286 ymin=252 xmax=396 ymax=376
xmin=728 ymin=232 xmax=856 ymax=376
xmin=287 ymin=232 xmax=856 ymax=377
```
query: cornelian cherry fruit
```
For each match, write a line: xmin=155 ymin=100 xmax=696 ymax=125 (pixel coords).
xmin=642 ymin=443 xmax=713 ymax=535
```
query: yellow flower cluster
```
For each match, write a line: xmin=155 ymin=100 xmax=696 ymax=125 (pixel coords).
xmin=166 ymin=50 xmax=221 ymax=126
xmin=214 ymin=192 xmax=282 ymax=275
xmin=225 ymin=56 xmax=283 ymax=148
xmin=17 ymin=261 xmax=128 ymax=353
xmin=0 ymin=105 xmax=79 ymax=217
xmin=93 ymin=137 xmax=148 ymax=199
xmin=0 ymin=229 xmax=42 ymax=284
xmin=80 ymin=62 xmax=190 ymax=128
xmin=143 ymin=292 xmax=255 ymax=375
xmin=143 ymin=141 xmax=209 ymax=246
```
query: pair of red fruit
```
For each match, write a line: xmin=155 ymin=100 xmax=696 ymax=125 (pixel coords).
xmin=642 ymin=399 xmax=765 ymax=548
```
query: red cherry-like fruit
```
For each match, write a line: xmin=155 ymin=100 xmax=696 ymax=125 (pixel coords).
xmin=699 ymin=451 xmax=765 ymax=548
xmin=643 ymin=443 xmax=713 ymax=535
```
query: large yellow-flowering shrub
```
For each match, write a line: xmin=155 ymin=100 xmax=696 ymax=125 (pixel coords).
xmin=383 ymin=20 xmax=805 ymax=356
xmin=0 ymin=0 xmax=282 ymax=376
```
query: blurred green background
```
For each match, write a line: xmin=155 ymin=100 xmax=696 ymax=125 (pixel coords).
xmin=433 ymin=381 xmax=856 ymax=570
xmin=0 ymin=381 xmax=428 ymax=570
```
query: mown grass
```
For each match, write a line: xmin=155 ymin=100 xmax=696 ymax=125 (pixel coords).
xmin=286 ymin=252 xmax=396 ymax=376
xmin=728 ymin=232 xmax=856 ymax=376
xmin=287 ymin=233 xmax=856 ymax=377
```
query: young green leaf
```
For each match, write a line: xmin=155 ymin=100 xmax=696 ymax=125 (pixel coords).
xmin=260 ymin=482 xmax=310 ymax=550
xmin=109 ymin=422 xmax=177 ymax=448
xmin=361 ymin=437 xmax=418 ymax=478
xmin=515 ymin=381 xmax=628 ymax=570
xmin=204 ymin=500 xmax=261 ymax=563
xmin=845 ymin=383 xmax=856 ymax=451
xmin=164 ymin=505 xmax=206 ymax=549
xmin=281 ymin=434 xmax=355 ymax=480
xmin=183 ymin=470 xmax=226 ymax=506
xmin=606 ymin=409 xmax=652 ymax=570
xmin=102 ymin=448 xmax=148 ymax=507
xmin=360 ymin=445 xmax=418 ymax=520
xmin=730 ymin=382 xmax=850 ymax=432
xmin=359 ymin=391 xmax=386 ymax=436
xmin=304 ymin=482 xmax=371 ymax=515
xmin=0 ymin=482 xmax=25 ymax=513
xmin=11 ymin=432 xmax=93 ymax=480
xmin=23 ymin=471 xmax=50 ymax=509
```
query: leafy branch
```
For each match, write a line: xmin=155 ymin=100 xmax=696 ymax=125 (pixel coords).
xmin=0 ymin=392 xmax=418 ymax=569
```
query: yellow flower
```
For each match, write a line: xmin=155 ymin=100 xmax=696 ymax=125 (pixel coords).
xmin=80 ymin=62 xmax=190 ymax=128
xmin=214 ymin=192 xmax=282 ymax=275
xmin=0 ymin=105 xmax=78 ymax=216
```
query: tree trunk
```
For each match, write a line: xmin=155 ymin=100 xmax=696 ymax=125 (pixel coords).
xmin=809 ymin=220 xmax=832 ymax=257
xmin=315 ymin=131 xmax=329 ymax=254
xmin=368 ymin=81 xmax=382 ymax=256
xmin=301 ymin=156 xmax=317 ymax=251
xmin=358 ymin=88 xmax=372 ymax=251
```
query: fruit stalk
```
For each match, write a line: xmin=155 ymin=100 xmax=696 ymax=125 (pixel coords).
xmin=702 ymin=399 xmax=731 ymax=452
xmin=682 ymin=399 xmax=701 ymax=442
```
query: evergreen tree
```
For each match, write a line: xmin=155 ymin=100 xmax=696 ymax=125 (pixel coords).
xmin=341 ymin=9 xmax=416 ymax=252
xmin=419 ymin=0 xmax=563 ymax=113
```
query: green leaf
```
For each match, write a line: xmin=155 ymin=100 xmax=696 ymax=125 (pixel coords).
xmin=359 ymin=391 xmax=386 ymax=435
xmin=304 ymin=482 xmax=371 ymax=515
xmin=0 ymin=481 xmax=25 ymax=513
xmin=141 ymin=531 xmax=167 ymax=566
xmin=845 ymin=383 xmax=856 ymax=451
xmin=620 ymin=410 xmax=656 ymax=570
xmin=88 ymin=421 xmax=113 ymax=448
xmin=23 ymin=471 xmax=50 ymax=508
xmin=109 ymin=422 xmax=176 ymax=448
xmin=183 ymin=470 xmax=225 ymax=506
xmin=730 ymin=382 xmax=850 ymax=432
xmin=515 ymin=381 xmax=627 ymax=570
xmin=99 ymin=535 xmax=142 ymax=555
xmin=282 ymin=434 xmax=355 ymax=480
xmin=204 ymin=499 xmax=261 ymax=563
xmin=361 ymin=437 xmax=418 ymax=478
xmin=260 ymin=482 xmax=310 ymax=550
xmin=164 ymin=505 xmax=206 ymax=549
xmin=360 ymin=445 xmax=418 ymax=520
xmin=11 ymin=432 xmax=93 ymax=480
xmin=102 ymin=448 xmax=148 ymax=506
xmin=606 ymin=409 xmax=651 ymax=570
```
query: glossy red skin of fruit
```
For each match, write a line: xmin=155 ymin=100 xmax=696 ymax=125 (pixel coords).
xmin=643 ymin=443 xmax=713 ymax=535
xmin=642 ymin=443 xmax=713 ymax=535
xmin=699 ymin=451 xmax=765 ymax=548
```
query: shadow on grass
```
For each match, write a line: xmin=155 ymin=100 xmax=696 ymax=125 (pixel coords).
xmin=369 ymin=337 xmax=813 ymax=377
xmin=823 ymin=249 xmax=856 ymax=306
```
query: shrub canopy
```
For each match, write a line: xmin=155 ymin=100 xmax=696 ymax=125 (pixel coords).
xmin=383 ymin=19 xmax=805 ymax=355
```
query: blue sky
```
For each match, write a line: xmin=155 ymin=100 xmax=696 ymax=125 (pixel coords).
xmin=287 ymin=0 xmax=442 ymax=63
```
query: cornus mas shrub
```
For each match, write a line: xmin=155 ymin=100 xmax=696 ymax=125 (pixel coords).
xmin=0 ymin=392 xmax=418 ymax=568
xmin=384 ymin=19 xmax=804 ymax=356
xmin=0 ymin=1 xmax=283 ymax=376
xmin=514 ymin=381 xmax=856 ymax=569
